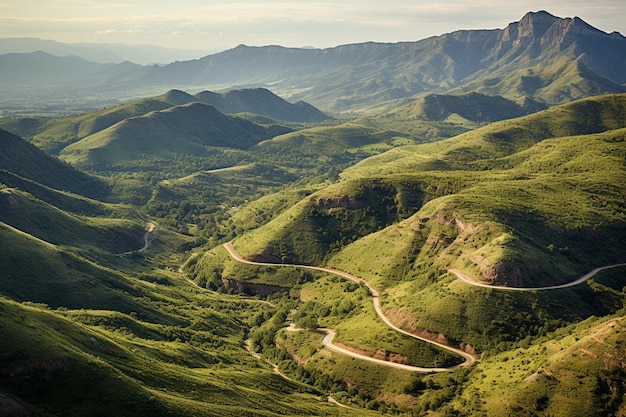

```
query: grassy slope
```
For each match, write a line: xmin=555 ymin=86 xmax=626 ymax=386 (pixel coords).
xmin=59 ymin=103 xmax=276 ymax=168
xmin=0 ymin=187 xmax=145 ymax=254
xmin=0 ymin=221 xmax=371 ymax=416
xmin=0 ymin=98 xmax=173 ymax=154
xmin=0 ymin=289 xmax=364 ymax=417
xmin=211 ymin=94 xmax=626 ymax=405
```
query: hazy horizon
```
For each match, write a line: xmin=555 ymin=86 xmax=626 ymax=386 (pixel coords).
xmin=1 ymin=1 xmax=624 ymax=54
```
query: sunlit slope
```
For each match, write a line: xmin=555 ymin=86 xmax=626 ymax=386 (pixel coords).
xmin=451 ymin=313 xmax=626 ymax=416
xmin=343 ymin=93 xmax=626 ymax=178
xmin=232 ymin=94 xmax=625 ymax=276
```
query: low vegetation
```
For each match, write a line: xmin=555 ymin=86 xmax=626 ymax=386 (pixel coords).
xmin=1 ymin=90 xmax=625 ymax=416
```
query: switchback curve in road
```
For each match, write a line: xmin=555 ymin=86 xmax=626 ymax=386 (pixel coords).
xmin=224 ymin=243 xmax=625 ymax=372
xmin=223 ymin=242 xmax=476 ymax=371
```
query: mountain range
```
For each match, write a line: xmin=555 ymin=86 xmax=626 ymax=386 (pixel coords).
xmin=1 ymin=9 xmax=626 ymax=417
xmin=1 ymin=11 xmax=625 ymax=114
xmin=0 ymin=37 xmax=213 ymax=64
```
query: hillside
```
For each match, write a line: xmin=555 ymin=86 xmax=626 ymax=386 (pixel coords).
xmin=0 ymin=129 xmax=108 ymax=198
xmin=391 ymin=92 xmax=541 ymax=122
xmin=229 ymin=93 xmax=626 ymax=281
xmin=58 ymin=102 xmax=291 ymax=169
xmin=203 ymin=94 xmax=626 ymax=361
xmin=195 ymin=88 xmax=329 ymax=122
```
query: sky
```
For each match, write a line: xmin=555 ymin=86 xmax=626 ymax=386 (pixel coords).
xmin=1 ymin=0 xmax=624 ymax=53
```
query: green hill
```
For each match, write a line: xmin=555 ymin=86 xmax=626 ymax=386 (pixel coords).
xmin=211 ymin=93 xmax=626 ymax=353
xmin=392 ymin=92 xmax=536 ymax=122
xmin=59 ymin=103 xmax=290 ymax=169
xmin=0 ymin=88 xmax=326 ymax=155
xmin=0 ymin=99 xmax=173 ymax=154
xmin=195 ymin=88 xmax=329 ymax=122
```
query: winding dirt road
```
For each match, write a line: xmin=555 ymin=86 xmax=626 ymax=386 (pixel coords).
xmin=223 ymin=243 xmax=476 ymax=371
xmin=224 ymin=243 xmax=626 ymax=372
xmin=450 ymin=263 xmax=626 ymax=291
xmin=138 ymin=222 xmax=155 ymax=252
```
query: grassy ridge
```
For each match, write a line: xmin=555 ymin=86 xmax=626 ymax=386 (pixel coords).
xmin=0 ymin=187 xmax=144 ymax=254
xmin=204 ymin=94 xmax=626 ymax=409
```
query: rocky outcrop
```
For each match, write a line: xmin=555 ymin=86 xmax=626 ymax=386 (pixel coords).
xmin=485 ymin=260 xmax=540 ymax=287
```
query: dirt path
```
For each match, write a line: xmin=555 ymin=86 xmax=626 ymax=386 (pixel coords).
xmin=224 ymin=242 xmax=476 ymax=371
xmin=138 ymin=222 xmax=155 ymax=252
xmin=223 ymin=242 xmax=625 ymax=373
xmin=450 ymin=263 xmax=626 ymax=291
xmin=117 ymin=221 xmax=155 ymax=255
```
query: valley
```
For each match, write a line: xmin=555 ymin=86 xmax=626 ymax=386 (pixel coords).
xmin=1 ymin=10 xmax=626 ymax=417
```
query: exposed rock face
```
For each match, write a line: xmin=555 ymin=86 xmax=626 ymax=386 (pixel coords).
xmin=221 ymin=277 xmax=288 ymax=296
xmin=501 ymin=10 xmax=612 ymax=48
xmin=484 ymin=260 xmax=540 ymax=287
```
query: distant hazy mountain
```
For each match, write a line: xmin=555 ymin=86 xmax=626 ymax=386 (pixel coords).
xmin=0 ymin=37 xmax=213 ymax=64
xmin=124 ymin=11 xmax=625 ymax=110
xmin=1 ymin=11 xmax=625 ymax=113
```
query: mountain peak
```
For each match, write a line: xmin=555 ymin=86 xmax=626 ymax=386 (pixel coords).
xmin=501 ymin=10 xmax=613 ymax=47
xmin=502 ymin=10 xmax=559 ymax=42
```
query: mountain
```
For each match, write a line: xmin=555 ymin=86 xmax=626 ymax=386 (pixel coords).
xmin=0 ymin=50 xmax=140 ymax=86
xmin=390 ymin=92 xmax=542 ymax=122
xmin=0 ymin=37 xmax=213 ymax=64
xmin=58 ymin=102 xmax=292 ymax=168
xmin=121 ymin=11 xmax=626 ymax=110
xmin=1 ymin=11 xmax=624 ymax=114
xmin=194 ymin=88 xmax=329 ymax=122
